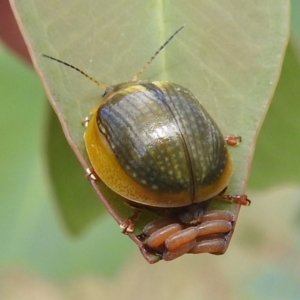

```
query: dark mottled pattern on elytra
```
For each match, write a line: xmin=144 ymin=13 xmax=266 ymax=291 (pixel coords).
xmin=97 ymin=81 xmax=227 ymax=199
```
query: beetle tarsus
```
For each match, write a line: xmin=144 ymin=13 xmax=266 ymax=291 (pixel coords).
xmin=85 ymin=167 xmax=98 ymax=181
xmin=120 ymin=219 xmax=135 ymax=234
xmin=225 ymin=134 xmax=242 ymax=146
xmin=81 ymin=116 xmax=90 ymax=128
xmin=219 ymin=194 xmax=251 ymax=206
xmin=120 ymin=209 xmax=143 ymax=234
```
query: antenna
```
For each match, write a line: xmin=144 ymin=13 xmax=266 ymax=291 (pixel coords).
xmin=43 ymin=25 xmax=184 ymax=87
xmin=42 ymin=54 xmax=107 ymax=89
xmin=132 ymin=25 xmax=185 ymax=81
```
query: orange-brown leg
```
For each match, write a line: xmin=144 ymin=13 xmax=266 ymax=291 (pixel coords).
xmin=219 ymin=194 xmax=251 ymax=206
xmin=222 ymin=135 xmax=251 ymax=205
xmin=119 ymin=208 xmax=142 ymax=234
xmin=225 ymin=134 xmax=242 ymax=146
xmin=81 ymin=116 xmax=90 ymax=127
xmin=85 ymin=166 xmax=142 ymax=234
xmin=85 ymin=167 xmax=99 ymax=181
xmin=217 ymin=187 xmax=251 ymax=206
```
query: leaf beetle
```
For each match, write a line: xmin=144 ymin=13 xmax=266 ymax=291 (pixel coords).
xmin=43 ymin=25 xmax=250 ymax=262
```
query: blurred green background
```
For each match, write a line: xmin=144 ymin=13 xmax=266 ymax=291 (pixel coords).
xmin=1 ymin=0 xmax=300 ymax=299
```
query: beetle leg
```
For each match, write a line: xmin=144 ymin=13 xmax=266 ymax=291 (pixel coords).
xmin=225 ymin=134 xmax=242 ymax=146
xmin=217 ymin=187 xmax=251 ymax=206
xmin=81 ymin=116 xmax=90 ymax=127
xmin=219 ymin=194 xmax=251 ymax=206
xmin=85 ymin=167 xmax=99 ymax=181
xmin=120 ymin=208 xmax=142 ymax=234
xmin=120 ymin=219 xmax=135 ymax=234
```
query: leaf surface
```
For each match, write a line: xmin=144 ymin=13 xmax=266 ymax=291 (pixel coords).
xmin=10 ymin=0 xmax=290 ymax=261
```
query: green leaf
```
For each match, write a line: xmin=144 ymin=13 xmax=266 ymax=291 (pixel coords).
xmin=45 ymin=106 xmax=107 ymax=235
xmin=0 ymin=44 xmax=133 ymax=278
xmin=291 ymin=0 xmax=300 ymax=35
xmin=249 ymin=39 xmax=300 ymax=189
xmin=10 ymin=0 xmax=290 ymax=262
